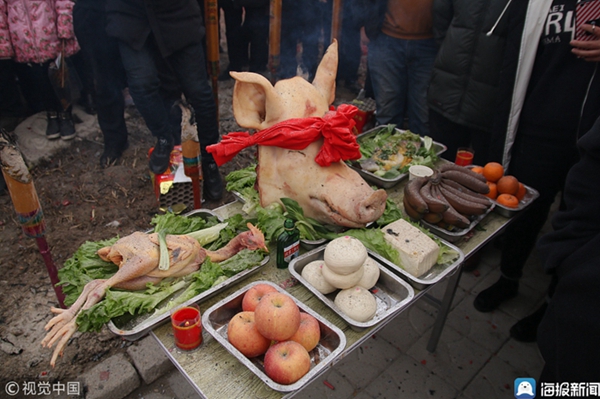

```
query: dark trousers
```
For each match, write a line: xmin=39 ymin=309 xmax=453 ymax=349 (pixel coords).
xmin=73 ymin=4 xmax=128 ymax=149
xmin=117 ymin=37 xmax=219 ymax=158
xmin=219 ymin=0 xmax=248 ymax=71
xmin=16 ymin=62 xmax=62 ymax=113
xmin=0 ymin=60 xmax=27 ymax=118
xmin=280 ymin=0 xmax=321 ymax=79
xmin=500 ymin=129 xmax=580 ymax=280
xmin=243 ymin=6 xmax=269 ymax=73
xmin=428 ymin=109 xmax=493 ymax=166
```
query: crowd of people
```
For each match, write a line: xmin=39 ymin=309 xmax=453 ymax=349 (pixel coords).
xmin=1 ymin=0 xmax=599 ymax=383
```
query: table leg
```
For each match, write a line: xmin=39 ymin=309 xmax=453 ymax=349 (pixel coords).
xmin=426 ymin=264 xmax=463 ymax=352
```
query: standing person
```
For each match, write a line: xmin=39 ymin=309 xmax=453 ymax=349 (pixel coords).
xmin=105 ymin=0 xmax=224 ymax=201
xmin=239 ymin=0 xmax=270 ymax=74
xmin=218 ymin=0 xmax=248 ymax=80
xmin=427 ymin=0 xmax=512 ymax=166
xmin=73 ymin=0 xmax=130 ymax=167
xmin=473 ymin=0 xmax=600 ymax=343
xmin=0 ymin=0 xmax=80 ymax=141
xmin=536 ymin=114 xmax=600 ymax=384
xmin=366 ymin=0 xmax=438 ymax=136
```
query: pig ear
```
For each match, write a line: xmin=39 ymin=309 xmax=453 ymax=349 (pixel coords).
xmin=312 ymin=39 xmax=338 ymax=105
xmin=231 ymin=72 xmax=286 ymax=130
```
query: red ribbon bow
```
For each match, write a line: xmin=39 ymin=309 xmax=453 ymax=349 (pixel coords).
xmin=206 ymin=104 xmax=361 ymax=167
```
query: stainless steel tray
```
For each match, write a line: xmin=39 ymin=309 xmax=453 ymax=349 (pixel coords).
xmin=369 ymin=237 xmax=464 ymax=290
xmin=349 ymin=126 xmax=447 ymax=189
xmin=202 ymin=280 xmax=346 ymax=392
xmin=289 ymin=246 xmax=415 ymax=330
xmin=108 ymin=209 xmax=268 ymax=341
xmin=418 ymin=204 xmax=495 ymax=243
xmin=492 ymin=184 xmax=539 ymax=218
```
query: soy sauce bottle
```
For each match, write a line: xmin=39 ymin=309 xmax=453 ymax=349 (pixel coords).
xmin=276 ymin=219 xmax=300 ymax=269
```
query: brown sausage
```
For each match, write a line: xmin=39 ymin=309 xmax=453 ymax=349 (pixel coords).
xmin=438 ymin=184 xmax=488 ymax=215
xmin=441 ymin=203 xmax=471 ymax=229
xmin=420 ymin=180 xmax=449 ymax=214
xmin=437 ymin=162 xmax=487 ymax=183
xmin=441 ymin=170 xmax=490 ymax=194
xmin=403 ymin=176 xmax=429 ymax=214
xmin=403 ymin=194 xmax=424 ymax=221
xmin=440 ymin=179 xmax=492 ymax=206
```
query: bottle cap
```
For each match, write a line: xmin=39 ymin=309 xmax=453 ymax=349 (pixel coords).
xmin=284 ymin=219 xmax=295 ymax=229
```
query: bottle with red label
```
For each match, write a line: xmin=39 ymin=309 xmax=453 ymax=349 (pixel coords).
xmin=276 ymin=219 xmax=300 ymax=269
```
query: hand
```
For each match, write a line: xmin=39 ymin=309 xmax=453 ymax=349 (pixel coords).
xmin=571 ymin=24 xmax=600 ymax=62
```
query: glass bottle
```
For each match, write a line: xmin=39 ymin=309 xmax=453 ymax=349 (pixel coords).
xmin=276 ymin=219 xmax=300 ymax=269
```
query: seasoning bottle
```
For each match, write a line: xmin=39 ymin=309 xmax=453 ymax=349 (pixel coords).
xmin=276 ymin=219 xmax=300 ymax=269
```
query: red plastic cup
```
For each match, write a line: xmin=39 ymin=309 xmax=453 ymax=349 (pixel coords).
xmin=455 ymin=148 xmax=474 ymax=166
xmin=171 ymin=304 xmax=202 ymax=350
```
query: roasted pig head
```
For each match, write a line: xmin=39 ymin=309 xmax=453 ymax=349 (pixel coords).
xmin=229 ymin=41 xmax=386 ymax=228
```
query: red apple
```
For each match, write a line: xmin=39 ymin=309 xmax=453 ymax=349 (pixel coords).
xmin=263 ymin=341 xmax=311 ymax=385
xmin=254 ymin=292 xmax=301 ymax=341
xmin=227 ymin=311 xmax=271 ymax=358
xmin=242 ymin=283 xmax=278 ymax=312
xmin=288 ymin=312 xmax=321 ymax=352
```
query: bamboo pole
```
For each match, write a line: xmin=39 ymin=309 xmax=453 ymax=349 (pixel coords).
xmin=268 ymin=0 xmax=282 ymax=83
xmin=0 ymin=130 xmax=65 ymax=308
xmin=331 ymin=0 xmax=343 ymax=43
xmin=204 ymin=0 xmax=220 ymax=115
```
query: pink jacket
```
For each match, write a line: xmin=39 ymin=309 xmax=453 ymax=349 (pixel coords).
xmin=0 ymin=0 xmax=79 ymax=63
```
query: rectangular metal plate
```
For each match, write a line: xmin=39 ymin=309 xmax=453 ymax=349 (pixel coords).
xmin=202 ymin=281 xmax=346 ymax=392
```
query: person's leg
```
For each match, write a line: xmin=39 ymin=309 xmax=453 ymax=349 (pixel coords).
xmin=406 ymin=38 xmax=437 ymax=136
xmin=167 ymin=42 xmax=223 ymax=200
xmin=118 ymin=37 xmax=174 ymax=174
xmin=73 ymin=4 xmax=128 ymax=165
xmin=368 ymin=34 xmax=407 ymax=126
xmin=219 ymin=0 xmax=247 ymax=75
xmin=474 ymin=132 xmax=579 ymax=312
xmin=23 ymin=62 xmax=63 ymax=139
xmin=246 ymin=7 xmax=269 ymax=73
xmin=279 ymin=1 xmax=301 ymax=79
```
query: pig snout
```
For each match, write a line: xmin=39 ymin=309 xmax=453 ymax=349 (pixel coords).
xmin=317 ymin=187 xmax=387 ymax=228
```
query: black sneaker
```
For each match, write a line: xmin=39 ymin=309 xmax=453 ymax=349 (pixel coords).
xmin=46 ymin=111 xmax=60 ymax=140
xmin=149 ymin=136 xmax=174 ymax=175
xmin=100 ymin=141 xmax=129 ymax=168
xmin=59 ymin=111 xmax=76 ymax=140
xmin=473 ymin=276 xmax=519 ymax=312
xmin=509 ymin=302 xmax=548 ymax=342
xmin=202 ymin=160 xmax=223 ymax=201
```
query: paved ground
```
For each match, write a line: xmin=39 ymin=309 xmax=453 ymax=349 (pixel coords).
xmin=10 ymin=107 xmax=552 ymax=399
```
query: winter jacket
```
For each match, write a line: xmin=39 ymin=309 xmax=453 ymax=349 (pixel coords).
xmin=0 ymin=0 xmax=79 ymax=63
xmin=427 ymin=0 xmax=512 ymax=132
xmin=105 ymin=0 xmax=205 ymax=58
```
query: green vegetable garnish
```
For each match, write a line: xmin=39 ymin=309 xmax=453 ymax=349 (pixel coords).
xmin=157 ymin=230 xmax=170 ymax=271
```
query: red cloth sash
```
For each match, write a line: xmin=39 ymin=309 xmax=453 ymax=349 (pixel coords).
xmin=206 ymin=104 xmax=361 ymax=167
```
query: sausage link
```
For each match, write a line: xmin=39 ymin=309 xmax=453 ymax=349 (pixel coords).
xmin=438 ymin=184 xmax=488 ymax=215
xmin=403 ymin=176 xmax=429 ymax=214
xmin=441 ymin=170 xmax=490 ymax=194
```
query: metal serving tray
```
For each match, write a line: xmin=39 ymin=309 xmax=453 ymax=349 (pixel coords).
xmin=368 ymin=238 xmax=464 ymax=290
xmin=202 ymin=281 xmax=346 ymax=393
xmin=108 ymin=209 xmax=268 ymax=341
xmin=492 ymin=184 xmax=539 ymax=218
xmin=288 ymin=246 xmax=415 ymax=330
xmin=418 ymin=204 xmax=495 ymax=243
xmin=349 ymin=126 xmax=447 ymax=189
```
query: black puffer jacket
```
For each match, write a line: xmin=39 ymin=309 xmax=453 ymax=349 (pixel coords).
xmin=105 ymin=0 xmax=205 ymax=58
xmin=427 ymin=0 xmax=511 ymax=132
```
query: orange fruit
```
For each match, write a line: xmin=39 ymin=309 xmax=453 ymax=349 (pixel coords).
xmin=485 ymin=181 xmax=498 ymax=199
xmin=482 ymin=162 xmax=504 ymax=183
xmin=496 ymin=193 xmax=519 ymax=208
xmin=516 ymin=182 xmax=527 ymax=201
xmin=470 ymin=166 xmax=484 ymax=175
xmin=496 ymin=175 xmax=519 ymax=195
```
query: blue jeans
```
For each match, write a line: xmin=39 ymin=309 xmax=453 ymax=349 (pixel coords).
xmin=118 ymin=37 xmax=219 ymax=158
xmin=368 ymin=34 xmax=437 ymax=136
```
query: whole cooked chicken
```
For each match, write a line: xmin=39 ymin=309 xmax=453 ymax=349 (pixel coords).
xmin=42 ymin=223 xmax=267 ymax=366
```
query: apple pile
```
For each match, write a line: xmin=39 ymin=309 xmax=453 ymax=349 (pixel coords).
xmin=301 ymin=236 xmax=379 ymax=322
xmin=227 ymin=284 xmax=321 ymax=385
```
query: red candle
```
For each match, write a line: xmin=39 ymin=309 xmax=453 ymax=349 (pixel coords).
xmin=455 ymin=148 xmax=474 ymax=166
xmin=171 ymin=305 xmax=202 ymax=350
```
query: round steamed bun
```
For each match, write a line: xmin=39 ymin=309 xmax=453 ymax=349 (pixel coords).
xmin=321 ymin=263 xmax=364 ymax=289
xmin=323 ymin=236 xmax=367 ymax=275
xmin=334 ymin=286 xmax=377 ymax=322
xmin=301 ymin=260 xmax=337 ymax=294
xmin=357 ymin=257 xmax=380 ymax=290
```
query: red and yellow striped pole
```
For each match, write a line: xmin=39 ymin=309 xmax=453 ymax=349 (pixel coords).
xmin=205 ymin=0 xmax=220 ymax=115
xmin=331 ymin=0 xmax=343 ymax=43
xmin=268 ymin=0 xmax=282 ymax=83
